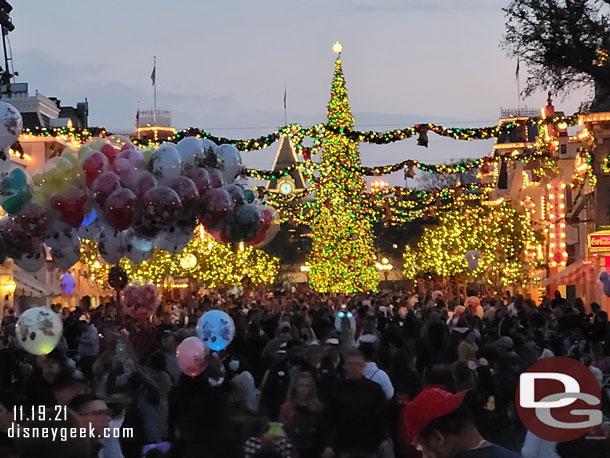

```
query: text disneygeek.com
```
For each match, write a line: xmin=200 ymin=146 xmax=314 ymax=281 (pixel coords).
xmin=8 ymin=424 xmax=134 ymax=441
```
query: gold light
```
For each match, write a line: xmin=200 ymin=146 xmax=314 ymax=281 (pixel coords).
xmin=332 ymin=41 xmax=343 ymax=54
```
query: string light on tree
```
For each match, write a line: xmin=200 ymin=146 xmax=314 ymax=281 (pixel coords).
xmin=307 ymin=46 xmax=379 ymax=293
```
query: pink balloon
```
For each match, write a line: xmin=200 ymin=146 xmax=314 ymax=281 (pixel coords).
xmin=92 ymin=171 xmax=122 ymax=207
xmin=142 ymin=186 xmax=183 ymax=226
xmin=176 ymin=336 xmax=209 ymax=377
xmin=100 ymin=144 xmax=118 ymax=166
xmin=123 ymin=284 xmax=159 ymax=320
xmin=130 ymin=171 xmax=157 ymax=197
xmin=170 ymin=176 xmax=200 ymax=211
xmin=116 ymin=149 xmax=145 ymax=169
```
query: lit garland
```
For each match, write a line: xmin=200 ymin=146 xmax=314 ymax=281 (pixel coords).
xmin=403 ymin=200 xmax=543 ymax=286
xmin=20 ymin=116 xmax=579 ymax=153
xmin=243 ymin=147 xmax=551 ymax=179
xmin=80 ymin=233 xmax=279 ymax=289
xmin=570 ymin=149 xmax=597 ymax=188
xmin=307 ymin=56 xmax=379 ymax=293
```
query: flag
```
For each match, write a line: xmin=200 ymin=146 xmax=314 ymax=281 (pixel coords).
xmin=151 ymin=63 xmax=156 ymax=86
xmin=516 ymin=58 xmax=520 ymax=81
xmin=135 ymin=109 xmax=140 ymax=129
xmin=283 ymin=85 xmax=287 ymax=110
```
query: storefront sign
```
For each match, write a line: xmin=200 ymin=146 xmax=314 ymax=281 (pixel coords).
xmin=589 ymin=231 xmax=610 ymax=253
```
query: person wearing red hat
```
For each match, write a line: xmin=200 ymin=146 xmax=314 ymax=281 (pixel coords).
xmin=404 ymin=387 xmax=520 ymax=458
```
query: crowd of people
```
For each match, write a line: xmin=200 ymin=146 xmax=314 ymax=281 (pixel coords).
xmin=0 ymin=287 xmax=609 ymax=458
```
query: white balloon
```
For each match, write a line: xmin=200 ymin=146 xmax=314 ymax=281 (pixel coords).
xmin=44 ymin=222 xmax=78 ymax=251
xmin=0 ymin=102 xmax=23 ymax=151
xmin=124 ymin=232 xmax=153 ymax=263
xmin=77 ymin=219 xmax=102 ymax=240
xmin=15 ymin=307 xmax=63 ymax=355
xmin=154 ymin=224 xmax=193 ymax=254
xmin=214 ymin=144 xmax=242 ymax=184
xmin=176 ymin=137 xmax=205 ymax=169
xmin=15 ymin=246 xmax=46 ymax=272
xmin=98 ymin=227 xmax=128 ymax=264
xmin=200 ymin=138 xmax=217 ymax=155
xmin=150 ymin=143 xmax=182 ymax=181
xmin=51 ymin=239 xmax=81 ymax=271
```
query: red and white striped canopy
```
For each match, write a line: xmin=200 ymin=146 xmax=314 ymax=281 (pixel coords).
xmin=543 ymin=261 xmax=598 ymax=286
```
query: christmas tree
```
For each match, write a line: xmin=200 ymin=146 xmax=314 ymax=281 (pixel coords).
xmin=308 ymin=51 xmax=379 ymax=293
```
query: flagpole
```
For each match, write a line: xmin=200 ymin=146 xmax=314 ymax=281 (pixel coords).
xmin=284 ymin=84 xmax=287 ymax=126
xmin=516 ymin=57 xmax=521 ymax=110
xmin=153 ymin=56 xmax=157 ymax=125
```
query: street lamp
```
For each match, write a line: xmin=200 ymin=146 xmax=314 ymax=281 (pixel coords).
xmin=376 ymin=257 xmax=393 ymax=281
xmin=371 ymin=180 xmax=389 ymax=194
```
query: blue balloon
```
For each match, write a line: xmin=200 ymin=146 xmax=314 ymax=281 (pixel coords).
xmin=81 ymin=209 xmax=97 ymax=227
xmin=60 ymin=273 xmax=76 ymax=294
xmin=196 ymin=310 xmax=235 ymax=351
xmin=600 ymin=272 xmax=610 ymax=298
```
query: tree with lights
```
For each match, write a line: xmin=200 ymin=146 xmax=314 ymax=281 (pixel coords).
xmin=503 ymin=0 xmax=610 ymax=111
xmin=81 ymin=234 xmax=280 ymax=289
xmin=403 ymin=200 xmax=543 ymax=287
xmin=307 ymin=46 xmax=379 ymax=293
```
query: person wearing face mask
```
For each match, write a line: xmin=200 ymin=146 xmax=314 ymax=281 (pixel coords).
xmin=225 ymin=355 xmax=258 ymax=412
xmin=404 ymin=387 xmax=520 ymax=458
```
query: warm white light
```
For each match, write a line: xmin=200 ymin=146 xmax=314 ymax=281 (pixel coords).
xmin=333 ymin=41 xmax=343 ymax=54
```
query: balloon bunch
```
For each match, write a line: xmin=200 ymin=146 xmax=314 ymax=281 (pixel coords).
xmin=176 ymin=310 xmax=236 ymax=377
xmin=0 ymin=109 xmax=277 ymax=272
xmin=123 ymin=284 xmax=160 ymax=320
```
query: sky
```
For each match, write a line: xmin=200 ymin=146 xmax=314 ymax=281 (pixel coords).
xmin=11 ymin=0 xmax=590 ymax=185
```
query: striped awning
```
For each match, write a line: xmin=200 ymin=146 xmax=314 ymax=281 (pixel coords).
xmin=543 ymin=261 xmax=597 ymax=286
xmin=13 ymin=270 xmax=56 ymax=298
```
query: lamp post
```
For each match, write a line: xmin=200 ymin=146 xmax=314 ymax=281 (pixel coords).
xmin=0 ymin=277 xmax=16 ymax=318
xmin=376 ymin=257 xmax=393 ymax=282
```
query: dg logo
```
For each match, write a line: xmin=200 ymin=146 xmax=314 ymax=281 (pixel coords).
xmin=516 ymin=356 xmax=602 ymax=442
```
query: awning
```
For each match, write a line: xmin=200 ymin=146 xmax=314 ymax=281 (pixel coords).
xmin=13 ymin=270 xmax=57 ymax=298
xmin=543 ymin=260 xmax=597 ymax=286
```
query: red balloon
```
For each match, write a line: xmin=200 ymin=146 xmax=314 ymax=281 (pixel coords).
xmin=133 ymin=171 xmax=157 ymax=197
xmin=207 ymin=169 xmax=224 ymax=188
xmin=246 ymin=209 xmax=272 ymax=246
xmin=201 ymin=188 xmax=233 ymax=230
xmin=51 ymin=189 xmax=87 ymax=227
xmin=142 ymin=186 xmax=183 ymax=226
xmin=82 ymin=152 xmax=108 ymax=188
xmin=184 ymin=167 xmax=211 ymax=195
xmin=105 ymin=188 xmax=137 ymax=231
xmin=92 ymin=171 xmax=122 ymax=207
xmin=100 ymin=144 xmax=118 ymax=165
xmin=170 ymin=176 xmax=200 ymax=210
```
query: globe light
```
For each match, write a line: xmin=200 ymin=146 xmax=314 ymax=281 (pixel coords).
xmin=180 ymin=253 xmax=197 ymax=270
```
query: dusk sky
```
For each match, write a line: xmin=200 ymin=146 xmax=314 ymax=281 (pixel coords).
xmin=12 ymin=0 xmax=589 ymax=184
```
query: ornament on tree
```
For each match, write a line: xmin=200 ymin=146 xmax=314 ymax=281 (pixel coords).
xmin=405 ymin=160 xmax=415 ymax=179
xmin=417 ymin=126 xmax=429 ymax=148
xmin=302 ymin=147 xmax=312 ymax=161
xmin=480 ymin=157 xmax=490 ymax=175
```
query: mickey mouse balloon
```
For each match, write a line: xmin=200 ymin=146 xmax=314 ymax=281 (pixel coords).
xmin=196 ymin=310 xmax=235 ymax=351
xmin=15 ymin=307 xmax=63 ymax=355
